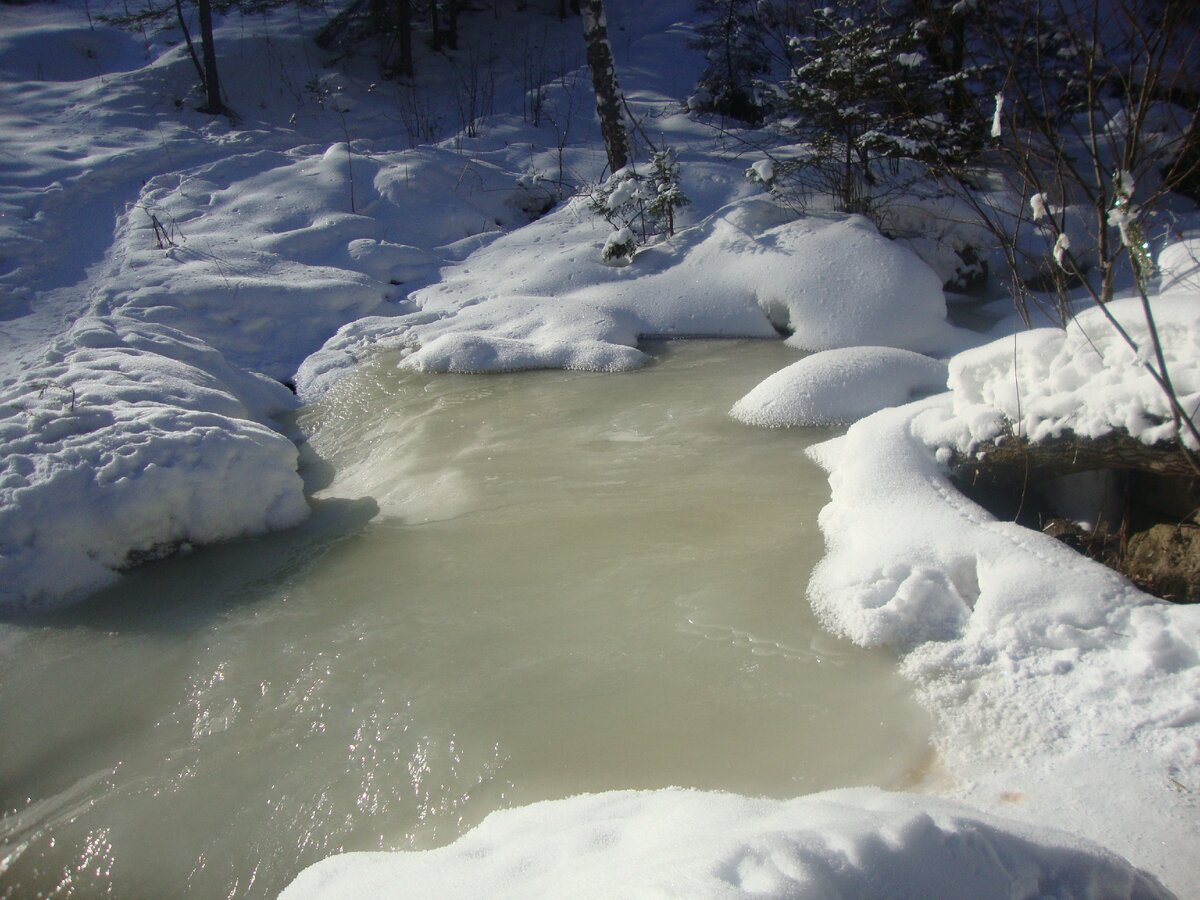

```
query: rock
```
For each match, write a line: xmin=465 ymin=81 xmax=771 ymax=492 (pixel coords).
xmin=1126 ymin=524 xmax=1200 ymax=603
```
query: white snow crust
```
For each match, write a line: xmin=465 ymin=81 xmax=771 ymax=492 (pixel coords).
xmin=730 ymin=346 xmax=948 ymax=427
xmin=946 ymin=292 xmax=1200 ymax=450
xmin=0 ymin=314 xmax=308 ymax=607
xmin=802 ymin=288 xmax=1200 ymax=888
xmin=280 ymin=788 xmax=1172 ymax=900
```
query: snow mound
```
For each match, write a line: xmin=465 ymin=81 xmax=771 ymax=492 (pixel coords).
xmin=280 ymin=787 xmax=1171 ymax=900
xmin=1159 ymin=238 xmax=1200 ymax=295
xmin=753 ymin=214 xmax=957 ymax=353
xmin=0 ymin=23 xmax=146 ymax=82
xmin=0 ymin=315 xmax=308 ymax=610
xmin=946 ymin=293 xmax=1200 ymax=450
xmin=300 ymin=199 xmax=967 ymax=389
xmin=403 ymin=332 xmax=646 ymax=374
xmin=731 ymin=346 xmax=947 ymax=427
xmin=806 ymin=398 xmax=1147 ymax=652
xmin=804 ymin=296 xmax=1200 ymax=887
xmin=100 ymin=144 xmax=551 ymax=379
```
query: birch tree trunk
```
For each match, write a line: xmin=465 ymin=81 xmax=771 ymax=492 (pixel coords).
xmin=579 ymin=0 xmax=630 ymax=174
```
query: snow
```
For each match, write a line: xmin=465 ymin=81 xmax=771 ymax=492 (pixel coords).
xmin=298 ymin=203 xmax=962 ymax=388
xmin=1030 ymin=192 xmax=1050 ymax=222
xmin=1053 ymin=231 xmax=1072 ymax=269
xmin=799 ymin=285 xmax=1200 ymax=887
xmin=802 ymin=383 xmax=1200 ymax=888
xmin=0 ymin=21 xmax=146 ymax=83
xmin=0 ymin=313 xmax=308 ymax=607
xmin=730 ymin=346 xmax=948 ymax=427
xmin=3 ymin=0 xmax=1200 ymax=894
xmin=1159 ymin=237 xmax=1200 ymax=294
xmin=749 ymin=157 xmax=774 ymax=183
xmin=601 ymin=225 xmax=636 ymax=263
xmin=945 ymin=293 xmax=1200 ymax=450
xmin=280 ymin=788 xmax=1173 ymax=900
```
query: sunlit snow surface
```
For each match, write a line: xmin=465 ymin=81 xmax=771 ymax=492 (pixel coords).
xmin=730 ymin=346 xmax=949 ymax=427
xmin=282 ymin=788 xmax=1172 ymax=900
xmin=801 ymin=286 xmax=1200 ymax=889
xmin=946 ymin=292 xmax=1200 ymax=450
xmin=1 ymin=0 xmax=1199 ymax=895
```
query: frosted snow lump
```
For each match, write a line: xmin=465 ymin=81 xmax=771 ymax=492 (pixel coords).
xmin=945 ymin=292 xmax=1200 ymax=451
xmin=0 ymin=315 xmax=309 ymax=610
xmin=280 ymin=787 xmax=1173 ymax=899
xmin=730 ymin=346 xmax=948 ymax=427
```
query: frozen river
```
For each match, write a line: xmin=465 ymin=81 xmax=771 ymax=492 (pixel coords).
xmin=0 ymin=340 xmax=931 ymax=898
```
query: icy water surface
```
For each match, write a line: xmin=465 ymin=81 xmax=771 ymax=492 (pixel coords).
xmin=0 ymin=341 xmax=931 ymax=898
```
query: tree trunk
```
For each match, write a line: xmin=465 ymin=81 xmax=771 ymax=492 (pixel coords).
xmin=196 ymin=0 xmax=224 ymax=114
xmin=579 ymin=0 xmax=630 ymax=174
xmin=430 ymin=0 xmax=441 ymax=52
xmin=447 ymin=0 xmax=458 ymax=50
xmin=174 ymin=0 xmax=206 ymax=92
xmin=955 ymin=431 xmax=1199 ymax=482
xmin=390 ymin=0 xmax=414 ymax=78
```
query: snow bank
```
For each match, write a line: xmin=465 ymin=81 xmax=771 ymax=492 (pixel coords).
xmin=0 ymin=133 xmax=561 ymax=610
xmin=0 ymin=22 xmax=146 ymax=82
xmin=731 ymin=347 xmax=947 ymax=427
xmin=299 ymin=199 xmax=965 ymax=389
xmin=946 ymin=293 xmax=1200 ymax=450
xmin=0 ymin=315 xmax=308 ymax=610
xmin=803 ymin=292 xmax=1200 ymax=889
xmin=99 ymin=144 xmax=552 ymax=380
xmin=281 ymin=787 xmax=1171 ymax=899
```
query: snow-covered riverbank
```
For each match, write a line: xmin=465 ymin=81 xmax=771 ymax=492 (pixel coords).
xmin=2 ymin=0 xmax=1198 ymax=895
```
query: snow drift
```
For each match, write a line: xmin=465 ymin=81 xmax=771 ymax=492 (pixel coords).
xmin=730 ymin=346 xmax=948 ymax=427
xmin=280 ymin=787 xmax=1172 ymax=899
xmin=945 ymin=292 xmax=1200 ymax=451
xmin=0 ymin=314 xmax=308 ymax=608
xmin=799 ymin=289 xmax=1200 ymax=887
xmin=298 ymin=199 xmax=965 ymax=391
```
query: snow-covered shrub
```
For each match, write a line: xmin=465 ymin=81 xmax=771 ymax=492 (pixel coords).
xmin=644 ymin=149 xmax=691 ymax=237
xmin=601 ymin=226 xmax=637 ymax=264
xmin=741 ymin=2 xmax=985 ymax=233
xmin=585 ymin=149 xmax=691 ymax=262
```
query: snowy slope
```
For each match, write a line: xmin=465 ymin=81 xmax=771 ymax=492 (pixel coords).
xmin=0 ymin=1 xmax=589 ymax=608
